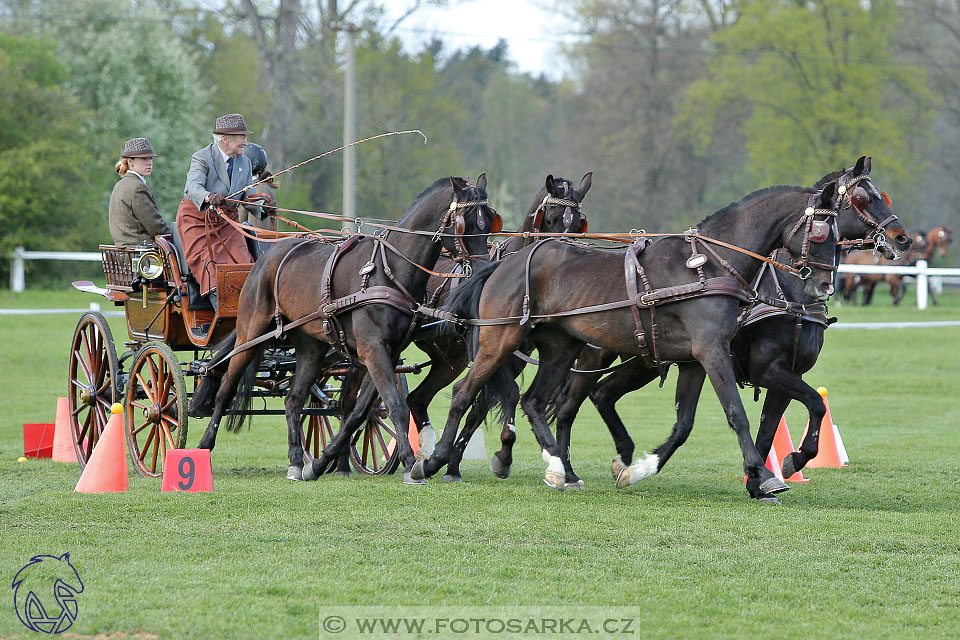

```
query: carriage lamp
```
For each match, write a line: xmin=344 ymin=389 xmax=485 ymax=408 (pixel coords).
xmin=134 ymin=249 xmax=165 ymax=281
xmin=133 ymin=248 xmax=165 ymax=308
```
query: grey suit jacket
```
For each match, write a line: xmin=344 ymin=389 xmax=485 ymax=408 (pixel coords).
xmin=183 ymin=142 xmax=261 ymax=217
xmin=108 ymin=174 xmax=171 ymax=247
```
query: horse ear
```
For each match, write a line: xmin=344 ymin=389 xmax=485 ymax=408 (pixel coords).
xmin=862 ymin=156 xmax=872 ymax=174
xmin=449 ymin=176 xmax=467 ymax=192
xmin=475 ymin=172 xmax=487 ymax=193
xmin=853 ymin=155 xmax=867 ymax=176
xmin=819 ymin=181 xmax=836 ymax=207
xmin=578 ymin=172 xmax=593 ymax=199
xmin=544 ymin=174 xmax=556 ymax=195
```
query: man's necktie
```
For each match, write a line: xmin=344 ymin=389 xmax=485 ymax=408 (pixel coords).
xmin=226 ymin=156 xmax=234 ymax=181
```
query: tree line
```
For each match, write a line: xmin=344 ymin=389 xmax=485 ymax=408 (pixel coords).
xmin=1 ymin=0 xmax=957 ymax=285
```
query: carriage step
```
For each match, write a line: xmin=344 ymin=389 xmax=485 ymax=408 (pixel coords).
xmin=190 ymin=323 xmax=211 ymax=338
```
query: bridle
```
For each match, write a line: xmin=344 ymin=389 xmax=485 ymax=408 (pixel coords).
xmin=531 ymin=181 xmax=588 ymax=233
xmin=835 ymin=171 xmax=900 ymax=257
xmin=782 ymin=191 xmax=840 ymax=280
xmin=434 ymin=186 xmax=502 ymax=274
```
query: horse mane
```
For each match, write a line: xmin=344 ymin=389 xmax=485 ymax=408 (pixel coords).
xmin=397 ymin=177 xmax=455 ymax=224
xmin=696 ymin=185 xmax=813 ymax=229
xmin=813 ymin=169 xmax=844 ymax=189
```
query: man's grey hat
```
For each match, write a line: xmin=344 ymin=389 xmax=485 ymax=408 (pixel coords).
xmin=213 ymin=113 xmax=253 ymax=135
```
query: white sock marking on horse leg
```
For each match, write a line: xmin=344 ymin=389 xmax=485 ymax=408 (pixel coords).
xmin=507 ymin=422 xmax=516 ymax=433
xmin=541 ymin=449 xmax=564 ymax=475
xmin=628 ymin=453 xmax=660 ymax=485
xmin=418 ymin=422 xmax=435 ymax=458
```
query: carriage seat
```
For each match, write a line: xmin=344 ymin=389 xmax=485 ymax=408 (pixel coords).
xmin=168 ymin=221 xmax=214 ymax=311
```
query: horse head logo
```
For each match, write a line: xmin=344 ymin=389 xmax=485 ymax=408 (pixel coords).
xmin=12 ymin=553 xmax=83 ymax=634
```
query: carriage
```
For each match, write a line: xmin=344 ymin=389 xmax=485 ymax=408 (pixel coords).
xmin=68 ymin=229 xmax=417 ymax=478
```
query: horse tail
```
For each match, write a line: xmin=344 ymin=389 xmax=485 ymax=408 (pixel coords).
xmin=188 ymin=330 xmax=236 ymax=418
xmin=225 ymin=344 xmax=267 ymax=433
xmin=440 ymin=260 xmax=501 ymax=360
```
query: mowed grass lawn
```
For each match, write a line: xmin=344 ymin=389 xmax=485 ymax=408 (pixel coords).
xmin=1 ymin=288 xmax=959 ymax=639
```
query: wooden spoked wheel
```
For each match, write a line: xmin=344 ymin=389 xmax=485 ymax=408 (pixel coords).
xmin=299 ymin=378 xmax=339 ymax=464
xmin=67 ymin=312 xmax=120 ymax=467
xmin=349 ymin=373 xmax=408 ymax=476
xmin=124 ymin=342 xmax=189 ymax=478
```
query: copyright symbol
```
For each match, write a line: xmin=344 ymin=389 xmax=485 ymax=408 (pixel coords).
xmin=323 ymin=615 xmax=346 ymax=634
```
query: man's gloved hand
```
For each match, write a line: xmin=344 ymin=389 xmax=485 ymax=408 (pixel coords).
xmin=263 ymin=198 xmax=278 ymax=216
xmin=208 ymin=192 xmax=225 ymax=206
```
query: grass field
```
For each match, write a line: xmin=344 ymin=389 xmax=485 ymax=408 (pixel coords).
xmin=1 ymin=287 xmax=959 ymax=639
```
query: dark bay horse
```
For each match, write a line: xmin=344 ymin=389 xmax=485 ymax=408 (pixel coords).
xmin=407 ymin=173 xmax=591 ymax=481
xmin=415 ymin=182 xmax=842 ymax=496
xmin=485 ymin=157 xmax=911 ymax=496
xmin=195 ymin=175 xmax=500 ymax=484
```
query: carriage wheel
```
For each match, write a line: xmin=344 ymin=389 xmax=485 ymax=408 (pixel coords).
xmin=299 ymin=377 xmax=339 ymax=464
xmin=124 ymin=342 xmax=189 ymax=478
xmin=350 ymin=373 xmax=409 ymax=476
xmin=68 ymin=312 xmax=120 ymax=467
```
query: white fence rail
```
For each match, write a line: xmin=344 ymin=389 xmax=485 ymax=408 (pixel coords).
xmin=8 ymin=246 xmax=102 ymax=292
xmin=7 ymin=247 xmax=960 ymax=309
xmin=839 ymin=260 xmax=960 ymax=309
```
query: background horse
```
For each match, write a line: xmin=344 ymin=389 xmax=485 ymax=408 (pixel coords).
xmin=196 ymin=175 xmax=500 ymax=484
xmin=418 ymin=181 xmax=840 ymax=498
xmin=406 ymin=173 xmax=591 ymax=482
xmin=840 ymin=234 xmax=926 ymax=306
xmin=924 ymin=226 xmax=953 ymax=305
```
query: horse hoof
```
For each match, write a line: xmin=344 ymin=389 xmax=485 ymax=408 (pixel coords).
xmin=442 ymin=474 xmax=462 ymax=483
xmin=544 ymin=470 xmax=565 ymax=492
xmin=402 ymin=470 xmax=426 ymax=485
xmin=781 ymin=454 xmax=799 ymax=479
xmin=759 ymin=476 xmax=790 ymax=494
xmin=615 ymin=467 xmax=631 ymax=490
xmin=490 ymin=455 xmax=511 ymax=479
xmin=301 ymin=463 xmax=319 ymax=482
xmin=756 ymin=494 xmax=781 ymax=505
xmin=564 ymin=479 xmax=585 ymax=490
xmin=611 ymin=455 xmax=626 ymax=481
xmin=417 ymin=425 xmax=436 ymax=460
xmin=542 ymin=477 xmax=565 ymax=492
xmin=410 ymin=459 xmax=426 ymax=481
xmin=286 ymin=466 xmax=303 ymax=481
xmin=333 ymin=470 xmax=352 ymax=478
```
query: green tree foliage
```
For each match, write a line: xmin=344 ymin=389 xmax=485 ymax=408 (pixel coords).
xmin=0 ymin=34 xmax=106 ymax=273
xmin=678 ymin=0 xmax=938 ymax=194
xmin=24 ymin=0 xmax=209 ymax=216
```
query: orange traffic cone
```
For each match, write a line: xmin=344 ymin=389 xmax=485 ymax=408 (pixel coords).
xmin=801 ymin=387 xmax=848 ymax=468
xmin=52 ymin=397 xmax=78 ymax=463
xmin=75 ymin=404 xmax=129 ymax=493
xmin=771 ymin=416 xmax=809 ymax=483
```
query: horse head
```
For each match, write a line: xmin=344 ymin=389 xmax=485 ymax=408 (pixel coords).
xmin=526 ymin=172 xmax=592 ymax=234
xmin=12 ymin=553 xmax=84 ymax=633
xmin=816 ymin=156 xmax=910 ymax=259
xmin=929 ymin=226 xmax=953 ymax=258
xmin=438 ymin=174 xmax=501 ymax=273
xmin=781 ymin=181 xmax=841 ymax=302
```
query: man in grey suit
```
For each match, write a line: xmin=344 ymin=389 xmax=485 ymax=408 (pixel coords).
xmin=176 ymin=113 xmax=275 ymax=297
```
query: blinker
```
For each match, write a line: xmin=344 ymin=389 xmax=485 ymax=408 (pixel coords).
xmin=809 ymin=220 xmax=831 ymax=243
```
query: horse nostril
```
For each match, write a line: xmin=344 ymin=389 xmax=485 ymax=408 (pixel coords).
xmin=895 ymin=234 xmax=910 ymax=247
xmin=822 ymin=282 xmax=835 ymax=296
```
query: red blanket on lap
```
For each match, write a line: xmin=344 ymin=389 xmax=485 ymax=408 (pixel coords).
xmin=176 ymin=198 xmax=252 ymax=295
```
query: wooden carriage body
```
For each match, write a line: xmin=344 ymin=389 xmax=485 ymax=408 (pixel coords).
xmin=98 ymin=237 xmax=251 ymax=349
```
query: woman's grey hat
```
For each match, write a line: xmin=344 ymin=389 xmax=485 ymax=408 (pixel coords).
xmin=213 ymin=113 xmax=253 ymax=135
xmin=121 ymin=137 xmax=158 ymax=158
